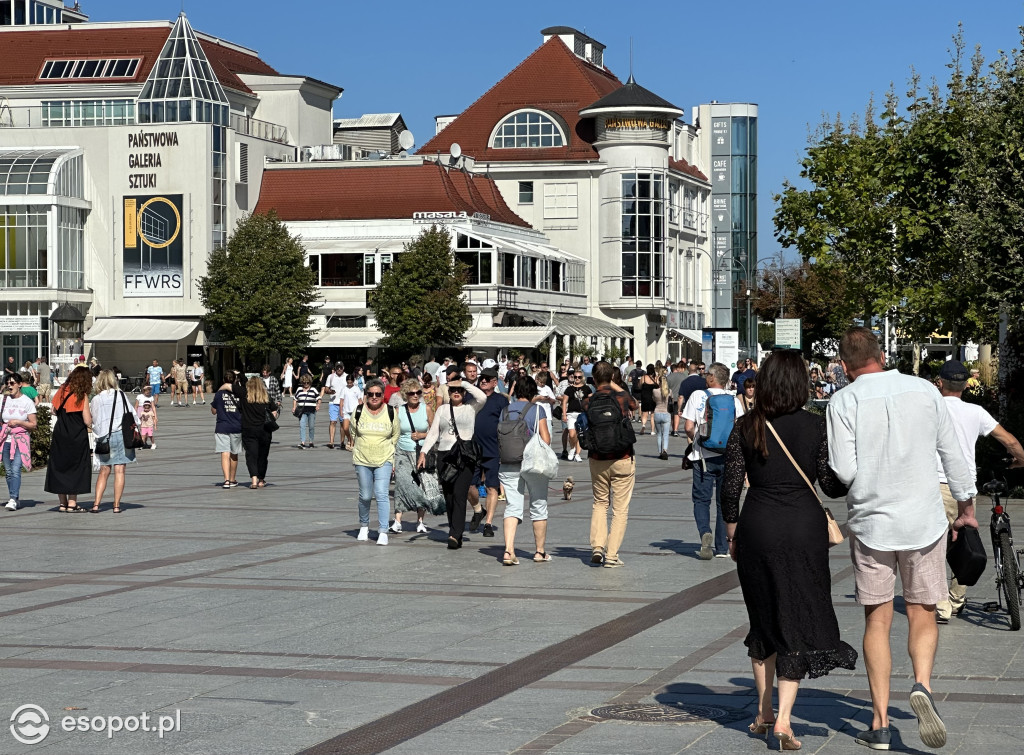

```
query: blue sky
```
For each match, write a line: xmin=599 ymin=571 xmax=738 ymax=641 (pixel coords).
xmin=94 ymin=1 xmax=1024 ymax=262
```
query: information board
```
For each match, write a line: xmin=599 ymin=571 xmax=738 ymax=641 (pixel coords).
xmin=775 ymin=318 xmax=802 ymax=350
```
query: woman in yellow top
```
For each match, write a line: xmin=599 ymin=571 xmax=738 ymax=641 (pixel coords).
xmin=351 ymin=378 xmax=400 ymax=545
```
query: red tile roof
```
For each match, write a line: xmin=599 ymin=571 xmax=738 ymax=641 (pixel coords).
xmin=418 ymin=36 xmax=622 ymax=163
xmin=254 ymin=163 xmax=531 ymax=227
xmin=0 ymin=25 xmax=278 ymax=94
xmin=669 ymin=157 xmax=709 ymax=183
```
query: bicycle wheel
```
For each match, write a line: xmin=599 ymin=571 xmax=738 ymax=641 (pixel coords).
xmin=1000 ymin=531 xmax=1021 ymax=631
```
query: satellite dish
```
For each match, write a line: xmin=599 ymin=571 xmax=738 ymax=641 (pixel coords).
xmin=398 ymin=129 xmax=415 ymax=150
xmin=399 ymin=150 xmax=408 ymax=158
xmin=449 ymin=142 xmax=462 ymax=160
xmin=463 ymin=156 xmax=475 ymax=172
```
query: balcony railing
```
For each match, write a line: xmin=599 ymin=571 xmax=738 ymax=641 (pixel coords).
xmin=230 ymin=113 xmax=289 ymax=144
xmin=0 ymin=105 xmax=136 ymax=128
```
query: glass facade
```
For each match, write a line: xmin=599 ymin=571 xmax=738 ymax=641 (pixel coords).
xmin=0 ymin=206 xmax=46 ymax=287
xmin=136 ymin=13 xmax=231 ymax=251
xmin=620 ymin=172 xmax=665 ymax=298
xmin=709 ymin=106 xmax=758 ymax=357
xmin=41 ymin=100 xmax=135 ymax=127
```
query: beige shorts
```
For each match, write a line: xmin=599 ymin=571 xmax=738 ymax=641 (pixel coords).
xmin=850 ymin=533 xmax=947 ymax=606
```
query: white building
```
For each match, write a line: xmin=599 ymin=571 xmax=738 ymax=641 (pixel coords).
xmin=416 ymin=27 xmax=714 ymax=363
xmin=0 ymin=9 xmax=339 ymax=376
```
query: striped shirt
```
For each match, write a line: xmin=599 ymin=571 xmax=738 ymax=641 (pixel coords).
xmin=294 ymin=387 xmax=319 ymax=412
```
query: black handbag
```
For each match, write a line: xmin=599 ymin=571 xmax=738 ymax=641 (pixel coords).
xmin=120 ymin=392 xmax=147 ymax=449
xmin=438 ymin=406 xmax=479 ymax=484
xmin=946 ymin=525 xmax=987 ymax=587
xmin=93 ymin=392 xmax=115 ymax=455
xmin=264 ymin=407 xmax=279 ymax=433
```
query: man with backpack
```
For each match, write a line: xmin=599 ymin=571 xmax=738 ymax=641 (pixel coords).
xmin=682 ymin=362 xmax=743 ymax=560
xmin=580 ymin=361 xmax=638 ymax=568
xmin=468 ymin=366 xmax=508 ymax=537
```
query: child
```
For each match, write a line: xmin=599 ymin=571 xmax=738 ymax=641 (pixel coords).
xmin=136 ymin=383 xmax=155 ymax=411
xmin=138 ymin=399 xmax=157 ymax=449
xmin=339 ymin=374 xmax=363 ymax=451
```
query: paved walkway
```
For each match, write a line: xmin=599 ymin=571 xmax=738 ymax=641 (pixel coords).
xmin=1 ymin=406 xmax=1021 ymax=754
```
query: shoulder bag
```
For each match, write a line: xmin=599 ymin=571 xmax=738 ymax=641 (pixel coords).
xmin=766 ymin=421 xmax=844 ymax=547
xmin=94 ymin=392 xmax=117 ymax=455
xmin=439 ymin=405 xmax=480 ymax=485
xmin=120 ymin=392 xmax=148 ymax=449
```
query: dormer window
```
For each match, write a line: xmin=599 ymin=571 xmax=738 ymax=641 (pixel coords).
xmin=490 ymin=109 xmax=566 ymax=149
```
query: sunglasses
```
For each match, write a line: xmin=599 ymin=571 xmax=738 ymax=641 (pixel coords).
xmin=5 ymin=381 xmax=17 ymax=387
xmin=448 ymin=387 xmax=466 ymax=394
xmin=407 ymin=390 xmax=423 ymax=396
xmin=366 ymin=392 xmax=384 ymax=398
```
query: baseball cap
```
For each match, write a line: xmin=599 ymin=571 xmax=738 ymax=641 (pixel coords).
xmin=482 ymin=358 xmax=497 ymax=369
xmin=939 ymin=360 xmax=969 ymax=381
xmin=480 ymin=366 xmax=499 ymax=380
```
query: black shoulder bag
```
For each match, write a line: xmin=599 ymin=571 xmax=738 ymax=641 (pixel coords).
xmin=438 ymin=405 xmax=480 ymax=485
xmin=120 ymin=392 xmax=147 ymax=449
xmin=94 ymin=393 xmax=118 ymax=455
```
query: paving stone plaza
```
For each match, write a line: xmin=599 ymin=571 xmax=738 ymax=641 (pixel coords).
xmin=2 ymin=408 xmax=1021 ymax=755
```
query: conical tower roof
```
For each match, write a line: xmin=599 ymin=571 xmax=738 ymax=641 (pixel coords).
xmin=139 ymin=12 xmax=228 ymax=105
xmin=579 ymin=75 xmax=682 ymax=117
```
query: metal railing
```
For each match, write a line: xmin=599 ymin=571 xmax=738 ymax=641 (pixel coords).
xmin=229 ymin=113 xmax=289 ymax=144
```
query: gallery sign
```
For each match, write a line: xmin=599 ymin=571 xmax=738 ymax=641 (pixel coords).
xmin=122 ymin=194 xmax=184 ymax=297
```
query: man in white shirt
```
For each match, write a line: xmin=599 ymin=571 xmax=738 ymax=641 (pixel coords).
xmin=933 ymin=360 xmax=1024 ymax=622
xmin=682 ymin=362 xmax=743 ymax=560
xmin=320 ymin=364 xmax=347 ymax=448
xmin=828 ymin=328 xmax=977 ymax=751
xmin=435 ymin=358 xmax=451 ymax=386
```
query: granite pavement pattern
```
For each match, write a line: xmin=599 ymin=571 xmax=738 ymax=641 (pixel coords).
xmin=1 ymin=406 xmax=1021 ymax=754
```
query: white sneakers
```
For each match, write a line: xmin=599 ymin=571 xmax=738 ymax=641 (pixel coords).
xmin=5 ymin=498 xmax=18 ymax=511
xmin=376 ymin=532 xmax=388 ymax=546
xmin=356 ymin=526 xmax=369 ymax=541
xmin=389 ymin=521 xmax=402 ymax=533
xmin=416 ymin=522 xmax=428 ymax=533
xmin=567 ymin=449 xmax=577 ymax=462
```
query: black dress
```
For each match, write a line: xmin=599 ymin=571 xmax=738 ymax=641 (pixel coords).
xmin=640 ymin=379 xmax=656 ymax=412
xmin=44 ymin=390 xmax=91 ymax=494
xmin=722 ymin=409 xmax=857 ymax=680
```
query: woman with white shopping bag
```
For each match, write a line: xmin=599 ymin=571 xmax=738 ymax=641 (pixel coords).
xmin=497 ymin=375 xmax=556 ymax=565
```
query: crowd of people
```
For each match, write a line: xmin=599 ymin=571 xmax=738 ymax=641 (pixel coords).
xmin=5 ymin=333 xmax=1023 ymax=752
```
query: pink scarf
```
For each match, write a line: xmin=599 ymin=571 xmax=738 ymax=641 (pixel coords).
xmin=0 ymin=424 xmax=32 ymax=472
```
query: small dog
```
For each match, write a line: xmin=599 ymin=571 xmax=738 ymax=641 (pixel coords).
xmin=562 ymin=476 xmax=575 ymax=500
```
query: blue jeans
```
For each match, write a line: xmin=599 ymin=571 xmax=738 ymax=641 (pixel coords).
xmin=692 ymin=454 xmax=727 ymax=554
xmin=654 ymin=412 xmax=671 ymax=454
xmin=3 ymin=440 xmax=22 ymax=500
xmin=355 ymin=462 xmax=392 ymax=532
xmin=299 ymin=412 xmax=316 ymax=444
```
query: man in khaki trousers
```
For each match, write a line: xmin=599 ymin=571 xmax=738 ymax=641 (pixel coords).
xmin=584 ymin=361 xmax=638 ymax=568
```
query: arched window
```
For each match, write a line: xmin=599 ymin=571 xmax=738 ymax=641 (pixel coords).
xmin=490 ymin=110 xmax=566 ymax=149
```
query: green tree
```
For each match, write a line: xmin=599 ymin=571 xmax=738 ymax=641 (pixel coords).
xmin=371 ymin=226 xmax=471 ymax=353
xmin=198 ymin=211 xmax=319 ymax=368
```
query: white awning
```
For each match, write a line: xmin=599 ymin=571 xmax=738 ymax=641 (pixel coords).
xmin=515 ymin=311 xmax=632 ymax=339
xmin=667 ymin=328 xmax=703 ymax=344
xmin=84 ymin=318 xmax=200 ymax=343
xmin=460 ymin=326 xmax=555 ymax=349
xmin=315 ymin=328 xmax=379 ymax=349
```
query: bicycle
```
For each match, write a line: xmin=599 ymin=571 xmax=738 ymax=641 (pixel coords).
xmin=980 ymin=467 xmax=1023 ymax=630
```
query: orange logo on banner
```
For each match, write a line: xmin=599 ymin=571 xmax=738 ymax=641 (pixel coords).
xmin=124 ymin=198 xmax=137 ymax=249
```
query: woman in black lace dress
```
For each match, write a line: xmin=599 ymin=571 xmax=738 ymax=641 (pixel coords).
xmin=722 ymin=350 xmax=857 ymax=750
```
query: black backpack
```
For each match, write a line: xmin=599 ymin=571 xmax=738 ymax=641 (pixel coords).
xmin=582 ymin=390 xmax=635 ymax=455
xmin=354 ymin=404 xmax=395 ymax=425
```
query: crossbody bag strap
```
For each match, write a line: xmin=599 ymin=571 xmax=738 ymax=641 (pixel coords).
xmin=106 ymin=391 xmax=119 ymax=437
xmin=766 ymin=421 xmax=822 ymax=505
xmin=404 ymin=404 xmax=421 ymax=454
xmin=450 ymin=404 xmax=463 ymax=443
